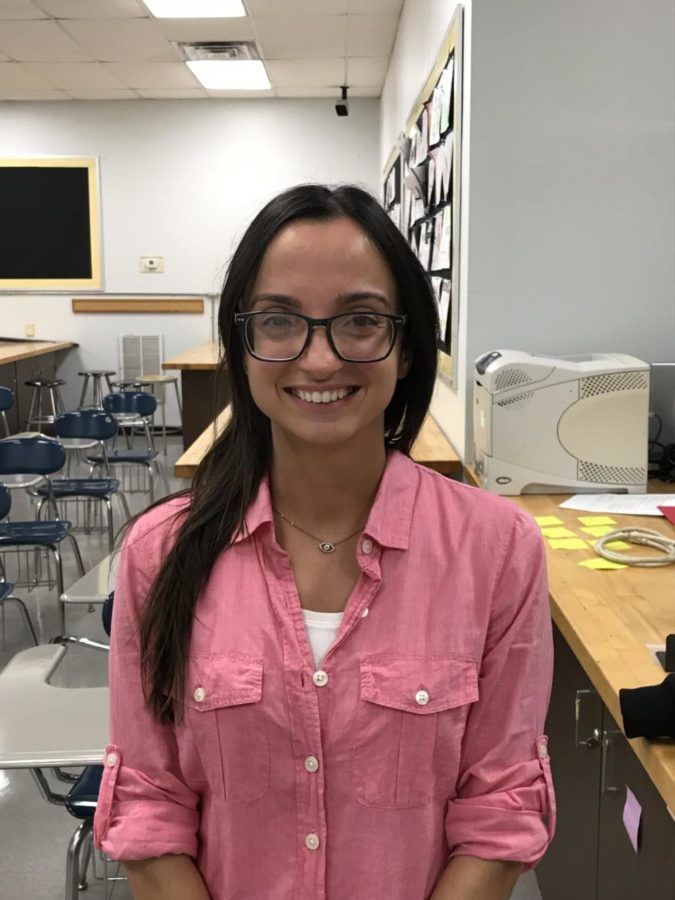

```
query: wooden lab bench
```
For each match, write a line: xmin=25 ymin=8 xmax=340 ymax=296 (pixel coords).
xmin=175 ymin=408 xmax=462 ymax=480
xmin=465 ymin=470 xmax=675 ymax=900
xmin=162 ymin=341 xmax=229 ymax=449
xmin=0 ymin=339 xmax=77 ymax=432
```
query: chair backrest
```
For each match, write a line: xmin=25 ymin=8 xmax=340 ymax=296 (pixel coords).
xmin=54 ymin=409 xmax=118 ymax=441
xmin=0 ymin=482 xmax=10 ymax=519
xmin=0 ymin=436 xmax=66 ymax=476
xmin=103 ymin=391 xmax=157 ymax=417
xmin=0 ymin=386 xmax=14 ymax=412
xmin=119 ymin=334 xmax=163 ymax=378
xmin=102 ymin=591 xmax=114 ymax=637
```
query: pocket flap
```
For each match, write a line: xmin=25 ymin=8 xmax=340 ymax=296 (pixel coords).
xmin=360 ymin=655 xmax=478 ymax=715
xmin=185 ymin=653 xmax=263 ymax=711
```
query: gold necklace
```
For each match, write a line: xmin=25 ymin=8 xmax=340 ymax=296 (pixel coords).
xmin=272 ymin=507 xmax=365 ymax=554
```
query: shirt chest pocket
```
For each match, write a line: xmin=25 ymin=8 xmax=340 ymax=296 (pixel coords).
xmin=185 ymin=653 xmax=269 ymax=803
xmin=352 ymin=655 xmax=479 ymax=809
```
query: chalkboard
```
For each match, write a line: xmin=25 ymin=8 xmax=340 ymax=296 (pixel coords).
xmin=0 ymin=158 xmax=102 ymax=291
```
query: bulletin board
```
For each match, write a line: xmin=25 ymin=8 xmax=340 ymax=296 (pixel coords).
xmin=0 ymin=157 xmax=102 ymax=291
xmin=382 ymin=6 xmax=463 ymax=387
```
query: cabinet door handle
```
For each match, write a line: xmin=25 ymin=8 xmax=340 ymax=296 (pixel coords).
xmin=601 ymin=729 xmax=622 ymax=793
xmin=574 ymin=689 xmax=601 ymax=748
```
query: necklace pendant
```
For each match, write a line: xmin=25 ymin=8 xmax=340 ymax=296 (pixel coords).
xmin=319 ymin=541 xmax=336 ymax=553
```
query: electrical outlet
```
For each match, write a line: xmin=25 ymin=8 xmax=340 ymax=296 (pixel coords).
xmin=25 ymin=323 xmax=35 ymax=337
xmin=139 ymin=256 xmax=164 ymax=273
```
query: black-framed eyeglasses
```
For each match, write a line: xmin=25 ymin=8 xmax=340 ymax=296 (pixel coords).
xmin=234 ymin=311 xmax=408 ymax=363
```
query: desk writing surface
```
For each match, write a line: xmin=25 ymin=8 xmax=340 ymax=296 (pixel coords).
xmin=0 ymin=644 xmax=107 ymax=769
xmin=509 ymin=489 xmax=675 ymax=812
xmin=174 ymin=410 xmax=461 ymax=479
xmin=0 ymin=340 xmax=76 ymax=366
xmin=162 ymin=341 xmax=220 ymax=371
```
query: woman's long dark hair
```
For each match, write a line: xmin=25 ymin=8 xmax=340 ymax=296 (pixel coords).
xmin=137 ymin=184 xmax=439 ymax=723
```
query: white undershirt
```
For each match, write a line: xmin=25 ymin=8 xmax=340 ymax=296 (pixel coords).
xmin=301 ymin=608 xmax=344 ymax=669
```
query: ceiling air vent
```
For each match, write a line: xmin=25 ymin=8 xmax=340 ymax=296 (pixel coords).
xmin=177 ymin=41 xmax=260 ymax=62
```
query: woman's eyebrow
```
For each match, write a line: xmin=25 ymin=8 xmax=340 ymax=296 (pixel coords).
xmin=249 ymin=293 xmax=300 ymax=308
xmin=336 ymin=292 xmax=391 ymax=307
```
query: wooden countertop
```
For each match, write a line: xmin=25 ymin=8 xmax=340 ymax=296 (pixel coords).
xmin=0 ymin=340 xmax=76 ymax=366
xmin=506 ymin=488 xmax=675 ymax=812
xmin=162 ymin=341 xmax=221 ymax=371
xmin=175 ymin=409 xmax=461 ymax=479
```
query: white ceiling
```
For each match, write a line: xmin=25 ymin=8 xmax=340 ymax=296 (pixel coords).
xmin=0 ymin=0 xmax=404 ymax=101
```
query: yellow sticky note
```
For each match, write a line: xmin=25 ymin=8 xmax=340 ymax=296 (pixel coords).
xmin=578 ymin=516 xmax=617 ymax=526
xmin=541 ymin=527 xmax=578 ymax=538
xmin=579 ymin=558 xmax=628 ymax=570
xmin=581 ymin=525 xmax=617 ymax=537
xmin=535 ymin=516 xmax=564 ymax=526
xmin=549 ymin=538 xmax=589 ymax=550
xmin=604 ymin=540 xmax=632 ymax=550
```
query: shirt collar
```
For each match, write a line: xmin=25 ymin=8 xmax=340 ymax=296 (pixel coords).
xmin=234 ymin=449 xmax=419 ymax=551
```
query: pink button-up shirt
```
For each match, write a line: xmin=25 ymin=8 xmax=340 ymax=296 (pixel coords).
xmin=94 ymin=451 xmax=555 ymax=900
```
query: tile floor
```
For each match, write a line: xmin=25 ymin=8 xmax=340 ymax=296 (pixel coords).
xmin=0 ymin=435 xmax=543 ymax=900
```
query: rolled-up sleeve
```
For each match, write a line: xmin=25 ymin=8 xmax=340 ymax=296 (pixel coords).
xmin=445 ymin=508 xmax=556 ymax=867
xmin=94 ymin=513 xmax=200 ymax=861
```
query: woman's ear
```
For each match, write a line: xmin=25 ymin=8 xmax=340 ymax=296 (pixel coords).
xmin=397 ymin=349 xmax=412 ymax=380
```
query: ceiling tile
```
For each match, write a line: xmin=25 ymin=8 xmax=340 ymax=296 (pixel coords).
xmin=275 ymin=84 xmax=378 ymax=97
xmin=1 ymin=88 xmax=71 ymax=98
xmin=155 ymin=17 xmax=255 ymax=42
xmin=66 ymin=88 xmax=138 ymax=98
xmin=205 ymin=88 xmax=274 ymax=98
xmin=275 ymin=85 xmax=335 ymax=97
xmin=0 ymin=20 xmax=94 ymax=60
xmin=0 ymin=60 xmax=49 ymax=86
xmin=265 ymin=57 xmax=343 ymax=88
xmin=136 ymin=87 xmax=208 ymax=98
xmin=247 ymin=1 xmax=347 ymax=13
xmin=60 ymin=18 xmax=176 ymax=62
xmin=347 ymin=55 xmax=388 ymax=86
xmin=24 ymin=61 xmax=127 ymax=89
xmin=104 ymin=61 xmax=200 ymax=89
xmin=346 ymin=13 xmax=398 ymax=56
xmin=35 ymin=0 xmax=147 ymax=17
xmin=346 ymin=0 xmax=403 ymax=12
xmin=255 ymin=15 xmax=346 ymax=59
xmin=0 ymin=0 xmax=48 ymax=20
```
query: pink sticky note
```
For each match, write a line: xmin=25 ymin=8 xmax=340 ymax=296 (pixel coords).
xmin=623 ymin=786 xmax=641 ymax=853
xmin=658 ymin=506 xmax=675 ymax=527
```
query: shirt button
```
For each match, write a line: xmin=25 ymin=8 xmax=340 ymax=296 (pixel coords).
xmin=361 ymin=539 xmax=373 ymax=554
xmin=304 ymin=755 xmax=320 ymax=773
xmin=305 ymin=833 xmax=320 ymax=851
xmin=539 ymin=744 xmax=549 ymax=760
xmin=415 ymin=689 xmax=430 ymax=706
xmin=193 ymin=686 xmax=206 ymax=703
xmin=106 ymin=752 xmax=118 ymax=767
xmin=312 ymin=670 xmax=328 ymax=687
xmin=361 ymin=607 xmax=369 ymax=618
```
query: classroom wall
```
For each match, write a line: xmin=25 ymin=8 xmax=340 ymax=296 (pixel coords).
xmin=0 ymin=98 xmax=380 ymax=421
xmin=380 ymin=0 xmax=471 ymax=457
xmin=381 ymin=0 xmax=675 ymax=461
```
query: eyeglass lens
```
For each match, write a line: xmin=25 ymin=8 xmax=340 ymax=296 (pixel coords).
xmin=245 ymin=312 xmax=396 ymax=361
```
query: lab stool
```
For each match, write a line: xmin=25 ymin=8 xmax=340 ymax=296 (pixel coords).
xmin=137 ymin=373 xmax=183 ymax=455
xmin=78 ymin=370 xmax=116 ymax=408
xmin=24 ymin=378 xmax=66 ymax=430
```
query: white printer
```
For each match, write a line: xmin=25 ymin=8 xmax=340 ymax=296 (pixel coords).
xmin=473 ymin=350 xmax=650 ymax=495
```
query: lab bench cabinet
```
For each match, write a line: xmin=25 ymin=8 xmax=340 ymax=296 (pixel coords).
xmin=536 ymin=625 xmax=675 ymax=900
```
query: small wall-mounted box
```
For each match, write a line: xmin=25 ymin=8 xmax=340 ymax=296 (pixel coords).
xmin=139 ymin=256 xmax=165 ymax=273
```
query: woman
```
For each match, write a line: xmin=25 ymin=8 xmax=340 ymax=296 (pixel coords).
xmin=94 ymin=184 xmax=555 ymax=900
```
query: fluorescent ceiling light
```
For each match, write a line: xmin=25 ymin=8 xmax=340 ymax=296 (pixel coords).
xmin=187 ymin=60 xmax=271 ymax=90
xmin=144 ymin=0 xmax=246 ymax=17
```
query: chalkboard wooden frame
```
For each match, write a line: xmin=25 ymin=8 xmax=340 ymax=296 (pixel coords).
xmin=0 ymin=156 xmax=102 ymax=291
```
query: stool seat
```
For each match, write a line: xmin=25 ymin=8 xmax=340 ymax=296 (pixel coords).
xmin=25 ymin=378 xmax=66 ymax=387
xmin=78 ymin=370 xmax=115 ymax=377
